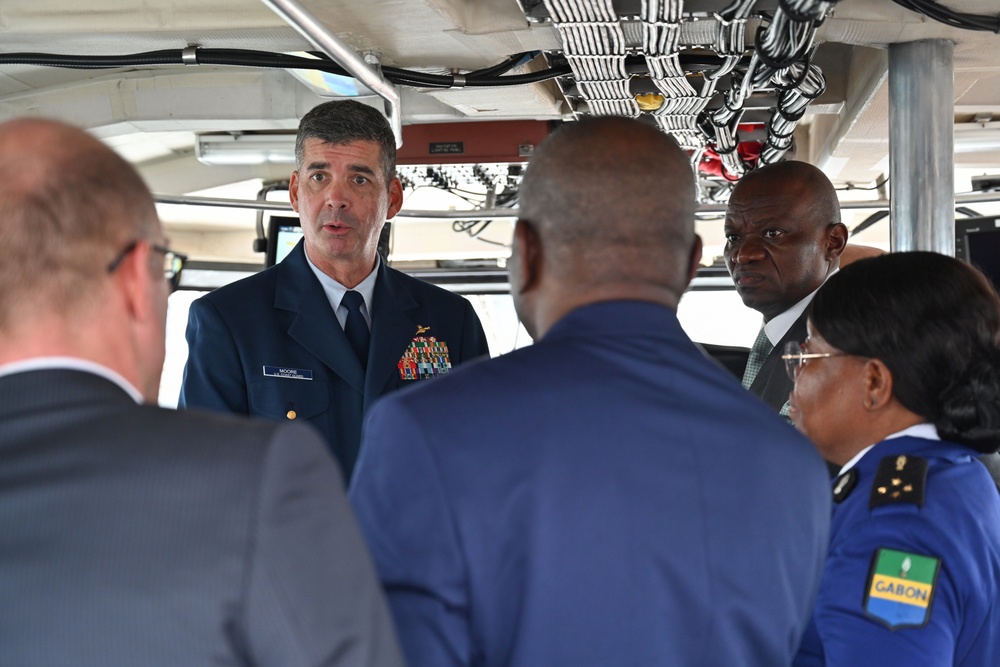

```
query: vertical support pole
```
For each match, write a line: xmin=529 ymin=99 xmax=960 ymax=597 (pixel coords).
xmin=888 ymin=40 xmax=954 ymax=253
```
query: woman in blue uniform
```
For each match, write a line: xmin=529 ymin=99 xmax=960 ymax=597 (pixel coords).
xmin=786 ymin=251 xmax=1000 ymax=667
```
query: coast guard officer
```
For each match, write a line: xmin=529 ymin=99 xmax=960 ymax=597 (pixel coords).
xmin=180 ymin=100 xmax=489 ymax=479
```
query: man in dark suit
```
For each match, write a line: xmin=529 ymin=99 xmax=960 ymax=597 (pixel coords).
xmin=723 ymin=161 xmax=848 ymax=416
xmin=349 ymin=117 xmax=832 ymax=667
xmin=179 ymin=100 xmax=489 ymax=480
xmin=0 ymin=118 xmax=403 ymax=666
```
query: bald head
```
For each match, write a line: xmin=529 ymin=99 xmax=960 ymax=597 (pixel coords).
xmin=0 ymin=118 xmax=169 ymax=400
xmin=0 ymin=118 xmax=158 ymax=328
xmin=511 ymin=117 xmax=702 ymax=338
xmin=723 ymin=160 xmax=847 ymax=321
xmin=518 ymin=116 xmax=698 ymax=291
xmin=730 ymin=161 xmax=840 ymax=226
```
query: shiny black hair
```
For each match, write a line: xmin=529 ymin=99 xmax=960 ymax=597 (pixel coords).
xmin=810 ymin=251 xmax=1000 ymax=453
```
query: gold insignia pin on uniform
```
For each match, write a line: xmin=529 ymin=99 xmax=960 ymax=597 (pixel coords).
xmin=871 ymin=455 xmax=927 ymax=509
xmin=287 ymin=410 xmax=297 ymax=420
xmin=416 ymin=325 xmax=431 ymax=335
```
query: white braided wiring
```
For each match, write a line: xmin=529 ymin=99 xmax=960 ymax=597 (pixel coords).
xmin=545 ymin=0 xmax=638 ymax=117
xmin=541 ymin=0 xmax=832 ymax=178
xmin=545 ymin=0 xmax=616 ymax=22
xmin=760 ymin=61 xmax=826 ymax=165
xmin=709 ymin=0 xmax=832 ymax=175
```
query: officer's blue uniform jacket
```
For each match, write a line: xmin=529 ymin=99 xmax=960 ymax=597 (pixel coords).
xmin=350 ymin=301 xmax=832 ymax=667
xmin=795 ymin=433 xmax=1000 ymax=667
xmin=179 ymin=241 xmax=489 ymax=480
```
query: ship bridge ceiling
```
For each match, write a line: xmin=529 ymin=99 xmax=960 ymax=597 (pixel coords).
xmin=0 ymin=0 xmax=999 ymax=260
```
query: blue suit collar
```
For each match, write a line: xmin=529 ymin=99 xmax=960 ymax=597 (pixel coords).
xmin=542 ymin=300 xmax=687 ymax=343
xmin=273 ymin=241 xmax=366 ymax=393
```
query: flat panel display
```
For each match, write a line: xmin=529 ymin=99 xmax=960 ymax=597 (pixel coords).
xmin=265 ymin=216 xmax=303 ymax=267
xmin=955 ymin=216 xmax=1000 ymax=291
xmin=264 ymin=217 xmax=392 ymax=267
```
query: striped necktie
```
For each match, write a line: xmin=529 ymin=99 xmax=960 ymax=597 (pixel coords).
xmin=742 ymin=327 xmax=773 ymax=389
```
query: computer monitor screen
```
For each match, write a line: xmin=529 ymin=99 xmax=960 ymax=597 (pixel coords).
xmin=265 ymin=216 xmax=303 ymax=267
xmin=264 ymin=216 xmax=393 ymax=268
xmin=955 ymin=216 xmax=1000 ymax=291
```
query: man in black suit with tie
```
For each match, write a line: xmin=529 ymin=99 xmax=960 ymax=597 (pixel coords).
xmin=723 ymin=161 xmax=848 ymax=417
xmin=0 ymin=118 xmax=403 ymax=666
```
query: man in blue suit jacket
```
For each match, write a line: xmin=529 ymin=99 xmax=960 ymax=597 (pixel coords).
xmin=349 ymin=117 xmax=832 ymax=667
xmin=180 ymin=100 xmax=488 ymax=479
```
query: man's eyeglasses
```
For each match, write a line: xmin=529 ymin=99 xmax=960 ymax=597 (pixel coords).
xmin=780 ymin=341 xmax=855 ymax=381
xmin=107 ymin=240 xmax=188 ymax=292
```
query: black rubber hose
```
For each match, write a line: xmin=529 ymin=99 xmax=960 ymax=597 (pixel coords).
xmin=957 ymin=207 xmax=984 ymax=218
xmin=0 ymin=50 xmax=183 ymax=68
xmin=197 ymin=49 xmax=570 ymax=87
xmin=891 ymin=0 xmax=999 ymax=32
xmin=466 ymin=51 xmax=537 ymax=78
xmin=459 ymin=65 xmax=572 ymax=86
xmin=850 ymin=210 xmax=889 ymax=236
xmin=0 ymin=48 xmax=570 ymax=88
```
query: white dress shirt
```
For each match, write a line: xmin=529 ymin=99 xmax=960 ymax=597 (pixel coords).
xmin=305 ymin=252 xmax=379 ymax=331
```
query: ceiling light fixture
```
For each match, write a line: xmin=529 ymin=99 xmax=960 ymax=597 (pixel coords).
xmin=954 ymin=121 xmax=1000 ymax=154
xmin=195 ymin=133 xmax=296 ymax=166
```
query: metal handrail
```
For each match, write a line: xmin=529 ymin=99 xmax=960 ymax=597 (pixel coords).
xmin=154 ymin=191 xmax=1000 ymax=219
xmin=259 ymin=0 xmax=403 ymax=147
xmin=153 ymin=193 xmax=521 ymax=218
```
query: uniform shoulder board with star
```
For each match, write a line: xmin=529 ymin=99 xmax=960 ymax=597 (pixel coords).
xmin=869 ymin=454 xmax=928 ymax=510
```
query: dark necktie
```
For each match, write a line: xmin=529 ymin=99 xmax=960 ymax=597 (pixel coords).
xmin=341 ymin=290 xmax=370 ymax=370
xmin=742 ymin=327 xmax=773 ymax=389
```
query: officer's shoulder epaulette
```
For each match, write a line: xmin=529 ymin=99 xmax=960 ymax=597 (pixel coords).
xmin=869 ymin=454 xmax=928 ymax=510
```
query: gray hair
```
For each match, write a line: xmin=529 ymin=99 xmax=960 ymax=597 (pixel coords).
xmin=295 ymin=100 xmax=397 ymax=182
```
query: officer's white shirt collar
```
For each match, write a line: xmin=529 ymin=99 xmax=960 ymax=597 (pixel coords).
xmin=305 ymin=251 xmax=379 ymax=330
xmin=838 ymin=423 xmax=940 ymax=477
xmin=762 ymin=268 xmax=839 ymax=347
xmin=0 ymin=356 xmax=144 ymax=404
